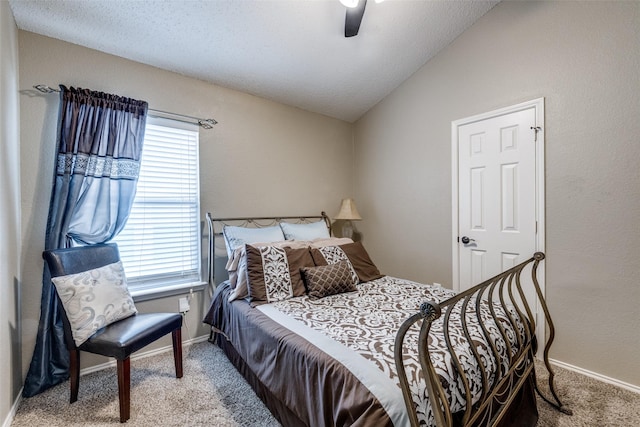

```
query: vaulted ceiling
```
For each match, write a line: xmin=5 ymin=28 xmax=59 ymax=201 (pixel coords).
xmin=9 ymin=0 xmax=498 ymax=122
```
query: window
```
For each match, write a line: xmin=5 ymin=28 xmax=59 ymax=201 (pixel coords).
xmin=111 ymin=116 xmax=202 ymax=297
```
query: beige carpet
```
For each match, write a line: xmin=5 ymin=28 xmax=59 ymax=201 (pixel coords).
xmin=12 ymin=341 xmax=640 ymax=426
xmin=535 ymin=359 xmax=640 ymax=427
xmin=12 ymin=341 xmax=280 ymax=427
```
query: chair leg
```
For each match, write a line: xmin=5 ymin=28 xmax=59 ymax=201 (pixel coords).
xmin=117 ymin=358 xmax=131 ymax=423
xmin=172 ymin=328 xmax=183 ymax=378
xmin=69 ymin=349 xmax=80 ymax=403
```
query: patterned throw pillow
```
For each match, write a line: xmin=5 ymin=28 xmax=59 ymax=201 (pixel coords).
xmin=51 ymin=261 xmax=137 ymax=346
xmin=227 ymin=240 xmax=315 ymax=302
xmin=310 ymin=242 xmax=383 ymax=283
xmin=301 ymin=261 xmax=358 ymax=299
xmin=245 ymin=244 xmax=315 ymax=305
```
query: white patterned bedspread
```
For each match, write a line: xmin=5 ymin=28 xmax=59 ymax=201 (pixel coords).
xmin=262 ymin=276 xmax=525 ymax=426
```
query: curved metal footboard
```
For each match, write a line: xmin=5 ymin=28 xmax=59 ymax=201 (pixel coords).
xmin=394 ymin=252 xmax=571 ymax=426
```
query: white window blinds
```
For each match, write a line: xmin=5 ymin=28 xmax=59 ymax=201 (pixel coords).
xmin=112 ymin=116 xmax=201 ymax=294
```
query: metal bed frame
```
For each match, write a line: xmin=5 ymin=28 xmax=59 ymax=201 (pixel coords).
xmin=203 ymin=212 xmax=571 ymax=425
xmin=394 ymin=252 xmax=572 ymax=426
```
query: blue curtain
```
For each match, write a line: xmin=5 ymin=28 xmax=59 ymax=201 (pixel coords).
xmin=23 ymin=85 xmax=148 ymax=397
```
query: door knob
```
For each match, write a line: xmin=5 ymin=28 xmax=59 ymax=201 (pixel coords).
xmin=461 ymin=236 xmax=475 ymax=244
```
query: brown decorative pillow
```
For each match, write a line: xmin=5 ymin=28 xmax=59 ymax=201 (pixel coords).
xmin=245 ymin=244 xmax=314 ymax=306
xmin=301 ymin=261 xmax=358 ymax=299
xmin=227 ymin=240 xmax=312 ymax=302
xmin=310 ymin=241 xmax=383 ymax=283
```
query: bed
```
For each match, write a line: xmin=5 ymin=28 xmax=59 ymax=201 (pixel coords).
xmin=203 ymin=213 xmax=571 ymax=426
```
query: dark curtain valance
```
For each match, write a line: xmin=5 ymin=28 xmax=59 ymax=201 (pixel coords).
xmin=58 ymin=85 xmax=147 ymax=160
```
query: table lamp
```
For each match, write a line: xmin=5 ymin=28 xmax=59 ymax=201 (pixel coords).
xmin=334 ymin=198 xmax=362 ymax=239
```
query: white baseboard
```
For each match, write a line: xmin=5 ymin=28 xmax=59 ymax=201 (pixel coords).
xmin=550 ymin=358 xmax=640 ymax=394
xmin=2 ymin=387 xmax=23 ymax=427
xmin=80 ymin=334 xmax=209 ymax=376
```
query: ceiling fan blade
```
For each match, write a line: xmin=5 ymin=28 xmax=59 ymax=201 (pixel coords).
xmin=345 ymin=0 xmax=367 ymax=37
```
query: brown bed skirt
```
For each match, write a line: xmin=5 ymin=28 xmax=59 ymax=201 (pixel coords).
xmin=214 ymin=334 xmax=306 ymax=427
xmin=494 ymin=373 xmax=538 ymax=427
xmin=447 ymin=365 xmax=538 ymax=427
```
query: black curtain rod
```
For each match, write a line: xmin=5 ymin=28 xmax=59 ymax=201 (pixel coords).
xmin=33 ymin=84 xmax=218 ymax=129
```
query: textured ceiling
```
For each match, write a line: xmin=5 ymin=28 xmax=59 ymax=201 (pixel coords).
xmin=9 ymin=0 xmax=498 ymax=122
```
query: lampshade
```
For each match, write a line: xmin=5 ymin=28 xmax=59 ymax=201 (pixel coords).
xmin=334 ymin=198 xmax=362 ymax=221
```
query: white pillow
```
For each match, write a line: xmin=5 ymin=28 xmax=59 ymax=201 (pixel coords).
xmin=51 ymin=261 xmax=138 ymax=346
xmin=222 ymin=225 xmax=285 ymax=258
xmin=280 ymin=220 xmax=330 ymax=241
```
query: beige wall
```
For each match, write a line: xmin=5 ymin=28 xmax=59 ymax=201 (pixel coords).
xmin=18 ymin=32 xmax=353 ymax=374
xmin=0 ymin=0 xmax=22 ymax=423
xmin=355 ymin=1 xmax=640 ymax=386
xmin=11 ymin=0 xmax=639 ymax=410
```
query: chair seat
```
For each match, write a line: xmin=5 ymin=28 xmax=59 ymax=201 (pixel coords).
xmin=80 ymin=313 xmax=183 ymax=360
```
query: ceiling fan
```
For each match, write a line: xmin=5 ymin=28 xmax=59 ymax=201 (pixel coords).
xmin=340 ymin=0 xmax=383 ymax=38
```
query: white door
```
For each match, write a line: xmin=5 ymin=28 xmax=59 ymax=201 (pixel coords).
xmin=458 ymin=107 xmax=536 ymax=287
xmin=452 ymin=99 xmax=545 ymax=342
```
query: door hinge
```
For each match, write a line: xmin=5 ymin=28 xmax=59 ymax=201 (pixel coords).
xmin=530 ymin=126 xmax=542 ymax=142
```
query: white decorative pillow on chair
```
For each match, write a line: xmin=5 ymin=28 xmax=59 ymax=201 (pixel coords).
xmin=51 ymin=261 xmax=138 ymax=346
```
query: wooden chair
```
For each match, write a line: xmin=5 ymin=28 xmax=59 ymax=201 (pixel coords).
xmin=43 ymin=243 xmax=183 ymax=423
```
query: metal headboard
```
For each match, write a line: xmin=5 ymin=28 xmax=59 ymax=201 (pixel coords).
xmin=205 ymin=212 xmax=331 ymax=292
